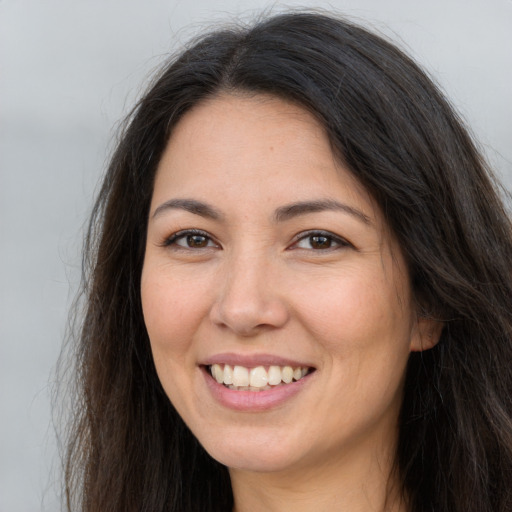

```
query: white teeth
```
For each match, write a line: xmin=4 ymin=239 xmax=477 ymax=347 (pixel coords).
xmin=209 ymin=363 xmax=311 ymax=390
xmin=249 ymin=366 xmax=268 ymax=387
xmin=212 ymin=363 xmax=223 ymax=384
xmin=232 ymin=366 xmax=249 ymax=387
xmin=282 ymin=366 xmax=293 ymax=384
xmin=223 ymin=364 xmax=233 ymax=385
xmin=268 ymin=365 xmax=282 ymax=385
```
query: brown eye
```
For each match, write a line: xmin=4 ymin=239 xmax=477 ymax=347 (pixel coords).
xmin=292 ymin=230 xmax=351 ymax=251
xmin=309 ymin=235 xmax=332 ymax=249
xmin=187 ymin=234 xmax=209 ymax=248
xmin=164 ymin=230 xmax=218 ymax=249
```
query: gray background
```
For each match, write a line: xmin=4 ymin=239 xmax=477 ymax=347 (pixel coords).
xmin=1 ymin=0 xmax=510 ymax=510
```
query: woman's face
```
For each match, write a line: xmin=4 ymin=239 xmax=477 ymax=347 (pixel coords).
xmin=141 ymin=94 xmax=436 ymax=475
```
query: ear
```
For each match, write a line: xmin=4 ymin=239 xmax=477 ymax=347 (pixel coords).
xmin=410 ymin=315 xmax=443 ymax=352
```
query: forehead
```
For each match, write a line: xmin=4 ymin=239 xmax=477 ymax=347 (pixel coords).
xmin=153 ymin=93 xmax=374 ymax=216
xmin=171 ymin=92 xmax=325 ymax=143
xmin=163 ymin=94 xmax=331 ymax=174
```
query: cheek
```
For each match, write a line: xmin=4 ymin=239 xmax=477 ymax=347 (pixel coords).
xmin=141 ymin=269 xmax=206 ymax=364
xmin=141 ymin=268 xmax=210 ymax=416
xmin=294 ymin=264 xmax=414 ymax=408
xmin=298 ymin=272 xmax=409 ymax=350
xmin=299 ymin=272 xmax=412 ymax=427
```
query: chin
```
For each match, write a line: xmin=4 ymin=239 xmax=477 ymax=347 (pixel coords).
xmin=196 ymin=426 xmax=305 ymax=473
xmin=212 ymin=447 xmax=299 ymax=474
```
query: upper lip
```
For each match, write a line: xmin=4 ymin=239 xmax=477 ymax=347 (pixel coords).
xmin=201 ymin=352 xmax=315 ymax=369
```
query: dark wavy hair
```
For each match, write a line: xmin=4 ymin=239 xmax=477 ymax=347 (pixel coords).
xmin=60 ymin=11 xmax=512 ymax=512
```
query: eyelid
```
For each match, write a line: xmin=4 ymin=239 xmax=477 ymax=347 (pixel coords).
xmin=161 ymin=228 xmax=220 ymax=249
xmin=159 ymin=228 xmax=352 ymax=251
xmin=289 ymin=229 xmax=354 ymax=250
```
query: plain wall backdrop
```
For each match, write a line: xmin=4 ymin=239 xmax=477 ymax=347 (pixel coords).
xmin=1 ymin=0 xmax=510 ymax=510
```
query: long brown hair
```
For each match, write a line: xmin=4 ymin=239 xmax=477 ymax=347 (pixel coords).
xmin=60 ymin=11 xmax=512 ymax=512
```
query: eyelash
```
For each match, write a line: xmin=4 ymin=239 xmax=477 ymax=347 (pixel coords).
xmin=162 ymin=229 xmax=352 ymax=251
xmin=162 ymin=229 xmax=219 ymax=249
xmin=290 ymin=230 xmax=353 ymax=251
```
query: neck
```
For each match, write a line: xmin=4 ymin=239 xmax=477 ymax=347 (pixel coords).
xmin=230 ymin=439 xmax=406 ymax=512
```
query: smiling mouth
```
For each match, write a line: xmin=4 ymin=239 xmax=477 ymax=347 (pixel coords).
xmin=207 ymin=364 xmax=314 ymax=391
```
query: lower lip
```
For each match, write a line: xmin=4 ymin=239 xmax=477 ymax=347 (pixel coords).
xmin=202 ymin=367 xmax=312 ymax=412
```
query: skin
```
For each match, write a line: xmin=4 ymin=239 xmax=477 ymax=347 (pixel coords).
xmin=141 ymin=93 xmax=440 ymax=512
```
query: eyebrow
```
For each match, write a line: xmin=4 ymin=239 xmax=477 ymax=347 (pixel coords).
xmin=152 ymin=198 xmax=223 ymax=220
xmin=274 ymin=199 xmax=371 ymax=224
xmin=151 ymin=197 xmax=371 ymax=225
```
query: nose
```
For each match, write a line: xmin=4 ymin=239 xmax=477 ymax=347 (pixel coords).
xmin=209 ymin=252 xmax=290 ymax=337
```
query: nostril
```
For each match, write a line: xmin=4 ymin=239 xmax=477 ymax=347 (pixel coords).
xmin=209 ymin=299 xmax=290 ymax=336
xmin=209 ymin=268 xmax=290 ymax=335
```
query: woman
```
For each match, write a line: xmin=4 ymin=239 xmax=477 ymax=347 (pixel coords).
xmin=62 ymin=11 xmax=512 ymax=512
